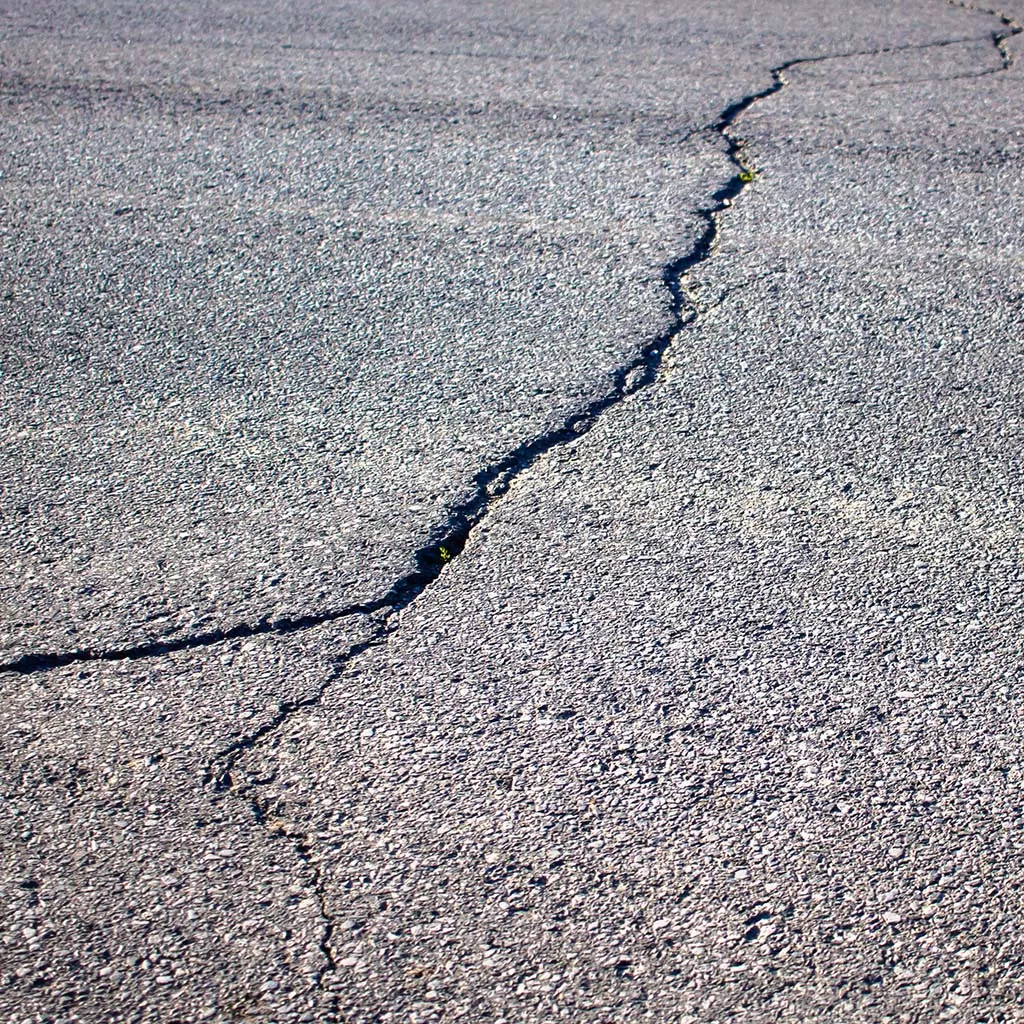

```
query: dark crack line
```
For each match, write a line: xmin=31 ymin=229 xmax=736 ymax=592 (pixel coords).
xmin=2 ymin=11 xmax=1011 ymax=997
xmin=247 ymin=793 xmax=341 ymax=1000
xmin=0 ymin=604 xmax=376 ymax=677
xmin=677 ymin=33 xmax=995 ymax=147
xmin=0 ymin=29 xmax=1003 ymax=685
xmin=201 ymin=630 xmax=388 ymax=791
xmin=948 ymin=0 xmax=1023 ymax=68
xmin=204 ymin=22 xmax=1013 ymax=993
xmin=804 ymin=12 xmax=1021 ymax=88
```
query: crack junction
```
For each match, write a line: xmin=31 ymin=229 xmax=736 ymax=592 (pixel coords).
xmin=208 ymin=23 xmax=1014 ymax=997
xmin=3 ymin=8 xmax=1014 ymax=1003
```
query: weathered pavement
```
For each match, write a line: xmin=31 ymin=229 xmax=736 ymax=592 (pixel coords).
xmin=3 ymin=1 xmax=1024 ymax=1022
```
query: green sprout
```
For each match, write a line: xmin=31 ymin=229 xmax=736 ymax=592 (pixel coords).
xmin=438 ymin=546 xmax=452 ymax=563
xmin=738 ymin=169 xmax=757 ymax=183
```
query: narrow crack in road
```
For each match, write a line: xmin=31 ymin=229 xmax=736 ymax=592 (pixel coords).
xmin=208 ymin=17 xmax=1018 ymax=996
xmin=2 ymin=2 xmax=1016 ymax=1007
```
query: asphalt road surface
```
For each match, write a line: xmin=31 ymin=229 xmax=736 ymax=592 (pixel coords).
xmin=2 ymin=1 xmax=1024 ymax=1022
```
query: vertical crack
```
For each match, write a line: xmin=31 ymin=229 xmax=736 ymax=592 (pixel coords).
xmin=248 ymin=793 xmax=341 ymax=1015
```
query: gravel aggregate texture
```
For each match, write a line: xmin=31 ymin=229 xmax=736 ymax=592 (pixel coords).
xmin=0 ymin=0 xmax=991 ymax=660
xmin=2 ymin=0 xmax=1024 ymax=1021
xmin=1 ymin=618 xmax=370 ymax=1022
xmin=228 ymin=32 xmax=1024 ymax=1022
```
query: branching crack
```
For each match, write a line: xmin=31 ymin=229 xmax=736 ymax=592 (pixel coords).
xmin=206 ymin=20 xmax=1014 ymax=997
xmin=4 ymin=2 xmax=1014 ymax=1004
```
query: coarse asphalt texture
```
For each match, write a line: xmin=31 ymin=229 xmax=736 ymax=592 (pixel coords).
xmin=3 ymin=1 xmax=1024 ymax=1022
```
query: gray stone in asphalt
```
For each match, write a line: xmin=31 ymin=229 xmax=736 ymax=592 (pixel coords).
xmin=0 ymin=617 xmax=369 ymax=1022
xmin=2 ymin=2 xmax=1023 ymax=1022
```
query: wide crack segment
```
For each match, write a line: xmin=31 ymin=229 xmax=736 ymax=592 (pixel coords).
xmin=3 ymin=0 xmax=1017 ymax=1006
xmin=4 ymin=24 xmax=1011 ymax=683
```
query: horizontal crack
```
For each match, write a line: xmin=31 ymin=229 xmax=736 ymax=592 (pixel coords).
xmin=0 ymin=603 xmax=376 ymax=676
